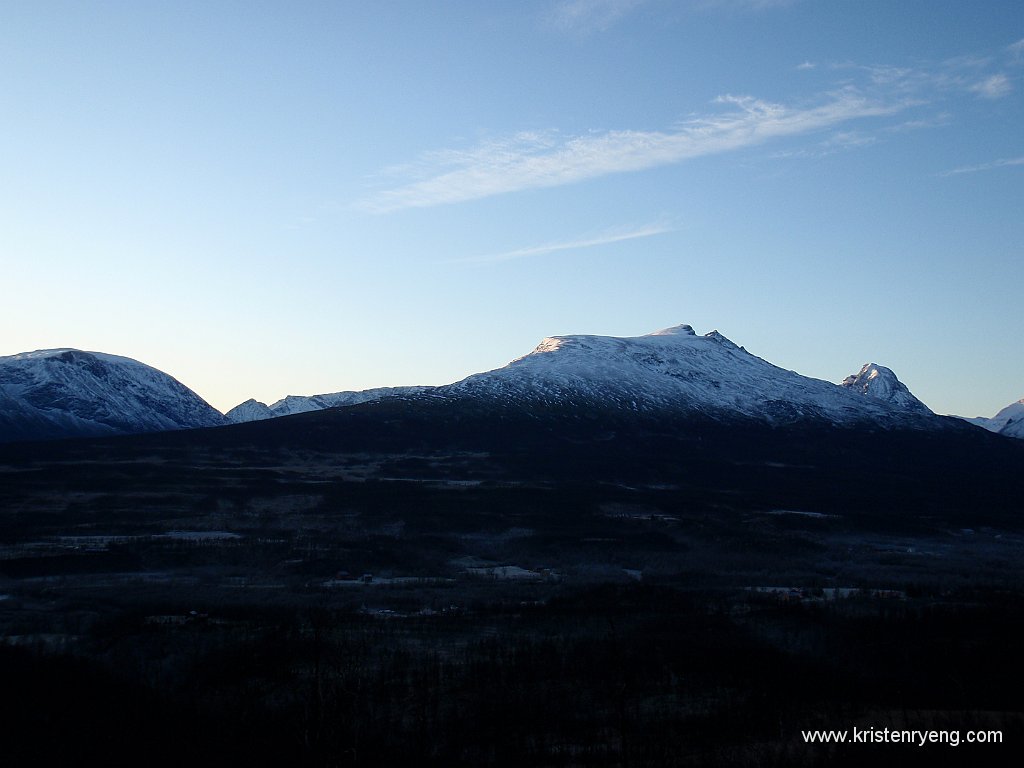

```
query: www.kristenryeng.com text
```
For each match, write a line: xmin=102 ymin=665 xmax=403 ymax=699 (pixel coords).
xmin=802 ymin=727 xmax=1003 ymax=748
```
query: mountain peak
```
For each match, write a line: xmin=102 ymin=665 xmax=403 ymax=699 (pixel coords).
xmin=646 ymin=324 xmax=696 ymax=337
xmin=703 ymin=330 xmax=741 ymax=350
xmin=225 ymin=398 xmax=276 ymax=423
xmin=842 ymin=362 xmax=895 ymax=390
xmin=841 ymin=363 xmax=932 ymax=415
xmin=967 ymin=396 xmax=1024 ymax=439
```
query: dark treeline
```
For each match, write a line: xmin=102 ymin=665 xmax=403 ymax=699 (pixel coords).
xmin=2 ymin=584 xmax=1022 ymax=767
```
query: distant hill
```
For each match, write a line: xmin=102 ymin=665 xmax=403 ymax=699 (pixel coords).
xmin=0 ymin=349 xmax=226 ymax=442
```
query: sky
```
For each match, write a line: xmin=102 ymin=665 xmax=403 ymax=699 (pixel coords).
xmin=1 ymin=0 xmax=1022 ymax=418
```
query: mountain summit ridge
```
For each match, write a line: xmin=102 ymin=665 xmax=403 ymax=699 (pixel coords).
xmin=435 ymin=324 xmax=934 ymax=428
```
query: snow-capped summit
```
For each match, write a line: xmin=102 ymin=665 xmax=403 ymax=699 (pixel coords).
xmin=438 ymin=325 xmax=937 ymax=428
xmin=0 ymin=348 xmax=226 ymax=442
xmin=965 ymin=397 xmax=1024 ymax=440
xmin=646 ymin=323 xmax=697 ymax=337
xmin=840 ymin=363 xmax=932 ymax=415
xmin=1000 ymin=401 xmax=1024 ymax=439
xmin=224 ymin=398 xmax=276 ymax=423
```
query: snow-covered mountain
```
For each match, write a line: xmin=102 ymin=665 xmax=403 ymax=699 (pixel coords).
xmin=965 ymin=398 xmax=1024 ymax=440
xmin=224 ymin=398 xmax=277 ymax=423
xmin=432 ymin=324 xmax=935 ymax=428
xmin=840 ymin=363 xmax=932 ymax=415
xmin=271 ymin=386 xmax=431 ymax=416
xmin=226 ymin=386 xmax=430 ymax=423
xmin=227 ymin=324 xmax=937 ymax=429
xmin=0 ymin=349 xmax=226 ymax=442
xmin=5 ymin=325 xmax=953 ymax=442
xmin=1002 ymin=404 xmax=1024 ymax=439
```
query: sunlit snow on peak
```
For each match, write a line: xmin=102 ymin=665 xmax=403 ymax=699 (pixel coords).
xmin=646 ymin=324 xmax=696 ymax=337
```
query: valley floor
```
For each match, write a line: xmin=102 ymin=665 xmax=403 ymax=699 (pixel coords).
xmin=1 ymin=421 xmax=1023 ymax=766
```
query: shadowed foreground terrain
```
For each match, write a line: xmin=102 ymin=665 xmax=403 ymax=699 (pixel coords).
xmin=2 ymin=402 xmax=1023 ymax=765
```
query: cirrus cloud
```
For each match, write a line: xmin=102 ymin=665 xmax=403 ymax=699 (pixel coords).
xmin=450 ymin=221 xmax=674 ymax=264
xmin=359 ymin=88 xmax=902 ymax=213
xmin=940 ymin=156 xmax=1024 ymax=177
xmin=970 ymin=73 xmax=1013 ymax=99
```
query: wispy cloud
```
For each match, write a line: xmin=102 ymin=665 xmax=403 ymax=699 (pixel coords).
xmin=940 ymin=156 xmax=1024 ymax=177
xmin=1008 ymin=38 xmax=1024 ymax=61
xmin=544 ymin=0 xmax=646 ymax=34
xmin=543 ymin=0 xmax=796 ymax=33
xmin=775 ymin=111 xmax=952 ymax=159
xmin=360 ymin=88 xmax=901 ymax=213
xmin=885 ymin=112 xmax=953 ymax=133
xmin=969 ymin=73 xmax=1013 ymax=99
xmin=837 ymin=54 xmax=1008 ymax=100
xmin=769 ymin=126 xmax=880 ymax=160
xmin=796 ymin=61 xmax=816 ymax=71
xmin=693 ymin=0 xmax=800 ymax=9
xmin=359 ymin=42 xmax=1018 ymax=213
xmin=826 ymin=130 xmax=876 ymax=149
xmin=451 ymin=222 xmax=673 ymax=264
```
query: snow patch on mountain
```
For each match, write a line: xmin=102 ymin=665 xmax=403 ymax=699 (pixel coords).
xmin=1002 ymin=417 xmax=1024 ymax=439
xmin=988 ymin=399 xmax=1024 ymax=434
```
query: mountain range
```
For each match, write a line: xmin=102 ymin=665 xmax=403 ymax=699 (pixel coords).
xmin=0 ymin=325 xmax=1019 ymax=443
xmin=226 ymin=385 xmax=430 ymax=422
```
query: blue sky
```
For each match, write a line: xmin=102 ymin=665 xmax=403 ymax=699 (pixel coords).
xmin=2 ymin=0 xmax=1021 ymax=417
